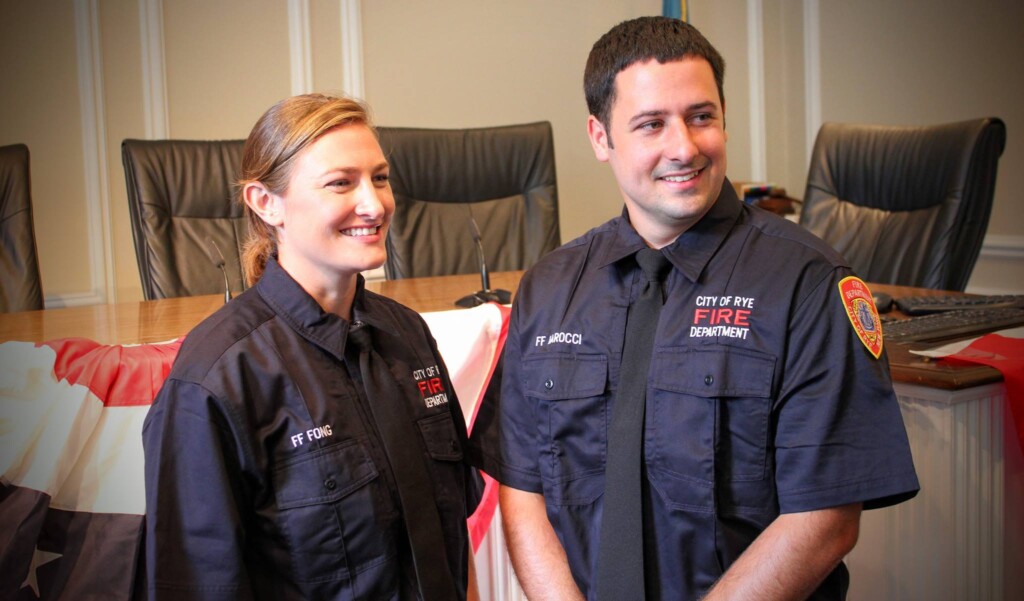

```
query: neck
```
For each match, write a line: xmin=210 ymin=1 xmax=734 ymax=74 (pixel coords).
xmin=311 ymin=281 xmax=358 ymax=319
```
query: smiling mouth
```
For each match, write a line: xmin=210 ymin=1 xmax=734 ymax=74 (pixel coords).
xmin=660 ymin=168 xmax=703 ymax=183
xmin=341 ymin=225 xmax=380 ymax=237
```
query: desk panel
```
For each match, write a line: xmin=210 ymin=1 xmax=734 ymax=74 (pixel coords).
xmin=848 ymin=382 xmax=1024 ymax=601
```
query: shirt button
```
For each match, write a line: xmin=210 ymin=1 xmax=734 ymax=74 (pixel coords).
xmin=450 ymin=440 xmax=459 ymax=452
xmin=324 ymin=478 xmax=337 ymax=490
xmin=704 ymin=375 xmax=714 ymax=386
xmin=544 ymin=379 xmax=554 ymax=390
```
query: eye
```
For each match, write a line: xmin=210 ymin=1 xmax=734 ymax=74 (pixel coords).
xmin=326 ymin=179 xmax=351 ymax=188
xmin=373 ymin=172 xmax=390 ymax=184
xmin=637 ymin=120 xmax=664 ymax=132
xmin=690 ymin=113 xmax=713 ymax=125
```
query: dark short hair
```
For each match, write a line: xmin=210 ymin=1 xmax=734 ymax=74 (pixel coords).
xmin=584 ymin=16 xmax=726 ymax=129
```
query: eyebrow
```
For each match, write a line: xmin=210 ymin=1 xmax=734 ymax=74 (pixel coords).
xmin=627 ymin=101 xmax=720 ymax=127
xmin=627 ymin=110 xmax=668 ymax=127
xmin=318 ymin=161 xmax=390 ymax=178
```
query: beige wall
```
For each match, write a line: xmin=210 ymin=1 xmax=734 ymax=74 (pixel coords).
xmin=1 ymin=0 xmax=1021 ymax=307
xmin=363 ymin=0 xmax=654 ymax=245
xmin=1 ymin=2 xmax=93 ymax=300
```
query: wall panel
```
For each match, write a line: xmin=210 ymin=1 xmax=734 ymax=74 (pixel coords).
xmin=1 ymin=1 xmax=94 ymax=302
xmin=162 ymin=0 xmax=291 ymax=140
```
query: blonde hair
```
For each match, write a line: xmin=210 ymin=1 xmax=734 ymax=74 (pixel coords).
xmin=238 ymin=93 xmax=374 ymax=284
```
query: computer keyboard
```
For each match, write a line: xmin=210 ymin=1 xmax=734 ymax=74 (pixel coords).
xmin=894 ymin=294 xmax=1024 ymax=315
xmin=881 ymin=307 xmax=1024 ymax=343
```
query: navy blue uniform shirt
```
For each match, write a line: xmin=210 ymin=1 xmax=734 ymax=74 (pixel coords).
xmin=481 ymin=181 xmax=919 ymax=600
xmin=143 ymin=257 xmax=481 ymax=600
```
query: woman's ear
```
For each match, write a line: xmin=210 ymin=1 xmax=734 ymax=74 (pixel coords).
xmin=243 ymin=182 xmax=284 ymax=228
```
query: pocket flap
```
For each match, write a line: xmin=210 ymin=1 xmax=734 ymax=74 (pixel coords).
xmin=273 ymin=439 xmax=378 ymax=510
xmin=651 ymin=347 xmax=774 ymax=398
xmin=522 ymin=354 xmax=608 ymax=400
xmin=417 ymin=412 xmax=463 ymax=461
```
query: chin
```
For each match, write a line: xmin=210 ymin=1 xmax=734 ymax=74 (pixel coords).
xmin=357 ymin=251 xmax=387 ymax=272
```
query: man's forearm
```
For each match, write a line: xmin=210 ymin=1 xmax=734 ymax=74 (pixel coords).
xmin=704 ymin=503 xmax=862 ymax=601
xmin=499 ymin=485 xmax=585 ymax=601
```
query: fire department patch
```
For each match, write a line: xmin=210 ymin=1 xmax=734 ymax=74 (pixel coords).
xmin=838 ymin=276 xmax=883 ymax=359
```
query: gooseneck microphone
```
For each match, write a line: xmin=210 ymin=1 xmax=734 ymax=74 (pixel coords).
xmin=205 ymin=237 xmax=232 ymax=304
xmin=455 ymin=215 xmax=512 ymax=308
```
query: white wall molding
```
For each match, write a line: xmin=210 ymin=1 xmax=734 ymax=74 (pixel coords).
xmin=340 ymin=0 xmax=380 ymax=280
xmin=802 ymin=0 xmax=821 ymax=161
xmin=340 ymin=0 xmax=365 ymax=100
xmin=747 ymin=0 xmax=766 ymax=182
xmin=981 ymin=234 xmax=1024 ymax=260
xmin=54 ymin=0 xmax=113 ymax=309
xmin=288 ymin=0 xmax=313 ymax=95
xmin=139 ymin=0 xmax=168 ymax=139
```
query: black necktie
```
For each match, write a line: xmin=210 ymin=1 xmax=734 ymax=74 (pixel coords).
xmin=596 ymin=248 xmax=672 ymax=601
xmin=347 ymin=322 xmax=457 ymax=600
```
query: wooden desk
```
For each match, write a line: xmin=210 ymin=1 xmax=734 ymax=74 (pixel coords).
xmin=3 ymin=278 xmax=1008 ymax=424
xmin=0 ymin=271 xmax=524 ymax=345
xmin=874 ymin=283 xmax=1006 ymax=389
xmin=730 ymin=180 xmax=800 ymax=217
xmin=0 ymin=274 xmax=1002 ymax=391
xmin=0 ymin=294 xmax=225 ymax=345
xmin=365 ymin=271 xmax=522 ymax=314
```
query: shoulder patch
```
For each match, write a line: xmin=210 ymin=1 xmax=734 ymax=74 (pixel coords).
xmin=838 ymin=276 xmax=883 ymax=359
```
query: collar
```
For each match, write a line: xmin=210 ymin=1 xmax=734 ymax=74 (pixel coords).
xmin=350 ymin=282 xmax=403 ymax=341
xmin=594 ymin=177 xmax=742 ymax=283
xmin=255 ymin=257 xmax=364 ymax=362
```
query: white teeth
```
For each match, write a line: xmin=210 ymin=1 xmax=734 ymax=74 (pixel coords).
xmin=342 ymin=226 xmax=378 ymax=236
xmin=663 ymin=171 xmax=699 ymax=183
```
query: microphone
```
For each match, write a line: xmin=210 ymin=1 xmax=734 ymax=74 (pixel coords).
xmin=205 ymin=237 xmax=232 ymax=304
xmin=455 ymin=214 xmax=512 ymax=308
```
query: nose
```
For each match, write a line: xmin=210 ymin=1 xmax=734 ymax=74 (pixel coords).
xmin=353 ymin=179 xmax=387 ymax=221
xmin=665 ymin=121 xmax=700 ymax=165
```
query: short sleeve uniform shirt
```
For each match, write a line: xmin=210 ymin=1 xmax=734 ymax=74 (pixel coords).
xmin=143 ymin=257 xmax=480 ymax=600
xmin=485 ymin=183 xmax=919 ymax=600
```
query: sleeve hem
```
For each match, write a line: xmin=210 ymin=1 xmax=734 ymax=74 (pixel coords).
xmin=778 ymin=471 xmax=920 ymax=514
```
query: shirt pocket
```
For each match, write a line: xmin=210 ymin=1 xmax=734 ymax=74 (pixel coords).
xmin=648 ymin=346 xmax=775 ymax=511
xmin=416 ymin=412 xmax=469 ymax=516
xmin=522 ymin=353 xmax=608 ymax=506
xmin=271 ymin=438 xmax=390 ymax=584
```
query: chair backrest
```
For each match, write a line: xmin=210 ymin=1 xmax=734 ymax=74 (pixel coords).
xmin=0 ymin=143 xmax=43 ymax=312
xmin=122 ymin=139 xmax=247 ymax=300
xmin=377 ymin=121 xmax=560 ymax=279
xmin=800 ymin=118 xmax=1006 ymax=291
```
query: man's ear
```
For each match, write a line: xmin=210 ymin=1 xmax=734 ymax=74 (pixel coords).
xmin=587 ymin=115 xmax=612 ymax=163
xmin=242 ymin=182 xmax=284 ymax=228
xmin=721 ymin=98 xmax=728 ymax=141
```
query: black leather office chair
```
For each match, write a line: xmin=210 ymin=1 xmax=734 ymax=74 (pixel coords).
xmin=122 ymin=139 xmax=247 ymax=300
xmin=0 ymin=143 xmax=44 ymax=312
xmin=800 ymin=118 xmax=1006 ymax=291
xmin=377 ymin=121 xmax=560 ymax=280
